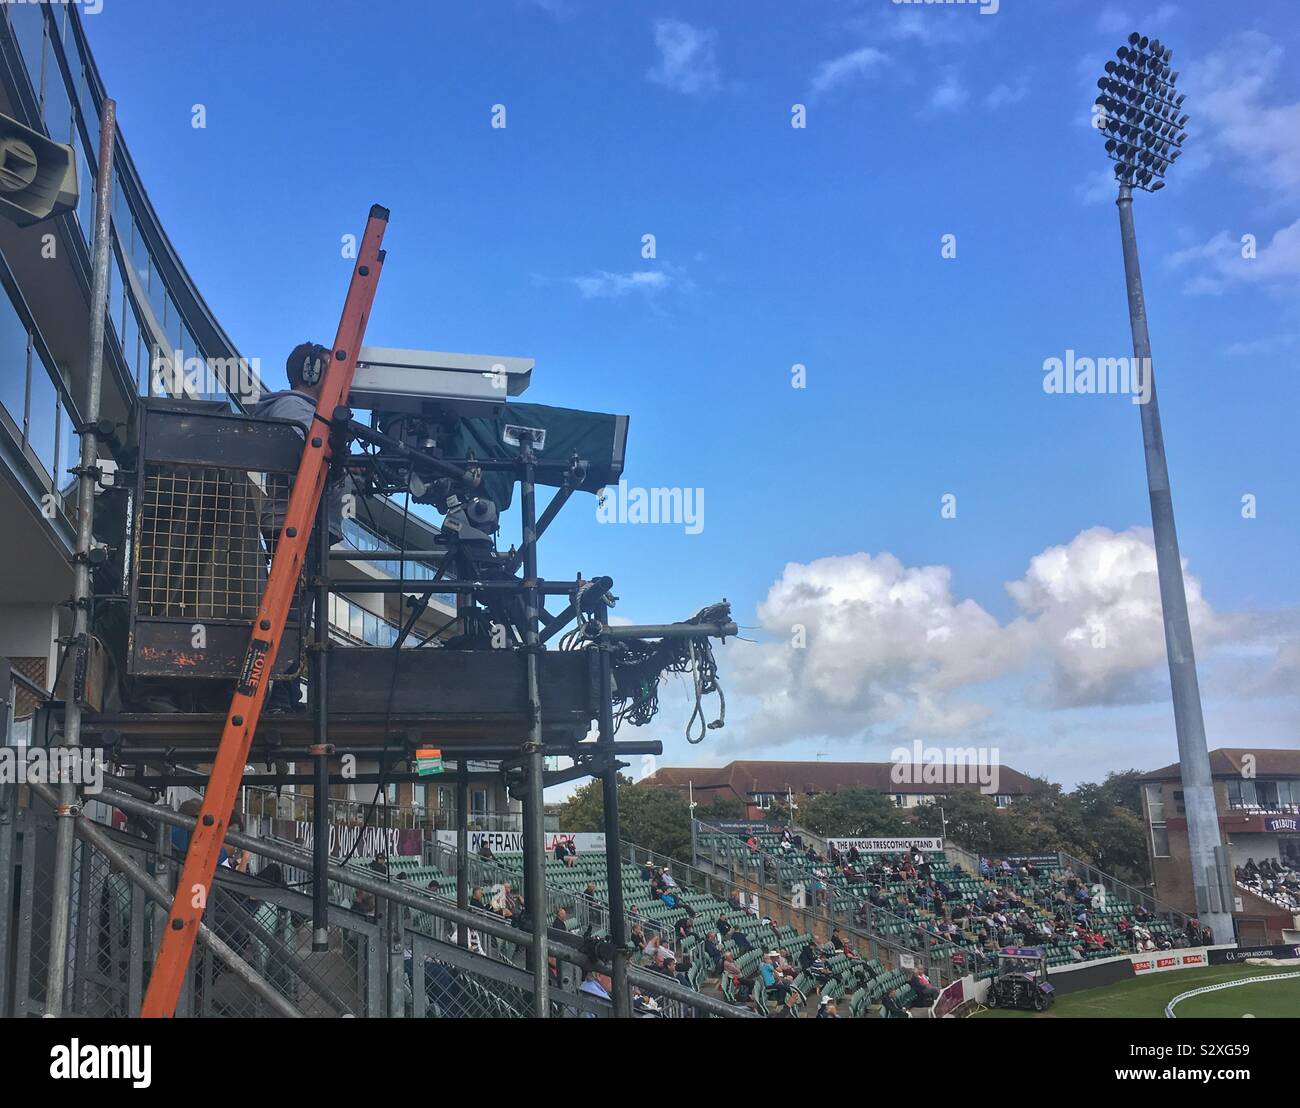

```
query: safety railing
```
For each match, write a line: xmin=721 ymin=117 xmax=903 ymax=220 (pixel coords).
xmin=1055 ymin=849 xmax=1194 ymax=935
xmin=32 ymin=785 xmax=754 ymax=1019
xmin=685 ymin=823 xmax=962 ymax=986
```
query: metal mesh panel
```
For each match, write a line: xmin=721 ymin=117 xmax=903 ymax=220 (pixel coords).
xmin=189 ymin=888 xmax=372 ymax=1017
xmin=412 ymin=955 xmax=533 ymax=1018
xmin=136 ymin=462 xmax=284 ymax=621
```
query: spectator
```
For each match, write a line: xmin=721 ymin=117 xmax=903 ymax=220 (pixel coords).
xmin=908 ymin=969 xmax=939 ymax=1007
xmin=881 ymin=988 xmax=910 ymax=1018
xmin=579 ymin=969 xmax=611 ymax=1016
xmin=703 ymin=931 xmax=723 ymax=971
xmin=817 ymin=996 xmax=839 ymax=1018
xmin=478 ymin=840 xmax=497 ymax=862
xmin=771 ymin=989 xmax=801 ymax=1018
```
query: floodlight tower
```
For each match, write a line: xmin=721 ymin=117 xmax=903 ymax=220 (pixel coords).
xmin=1094 ymin=33 xmax=1233 ymax=943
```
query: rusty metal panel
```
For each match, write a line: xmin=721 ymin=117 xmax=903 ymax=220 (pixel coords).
xmin=126 ymin=400 xmax=304 ymax=678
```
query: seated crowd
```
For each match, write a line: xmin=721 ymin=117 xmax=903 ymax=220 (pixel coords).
xmin=1235 ymin=856 xmax=1300 ymax=911
xmin=701 ymin=829 xmax=1203 ymax=977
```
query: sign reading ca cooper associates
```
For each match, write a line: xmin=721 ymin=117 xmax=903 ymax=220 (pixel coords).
xmin=826 ymin=837 xmax=944 ymax=853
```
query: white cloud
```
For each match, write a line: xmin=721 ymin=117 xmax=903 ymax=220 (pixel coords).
xmin=569 ymin=269 xmax=670 ymax=299
xmin=1165 ymin=218 xmax=1300 ymax=294
xmin=809 ymin=45 xmax=889 ymax=97
xmin=1075 ymin=168 xmax=1118 ymax=206
xmin=1221 ymin=331 xmax=1300 ymax=358
xmin=929 ymin=70 xmax=967 ymax=112
xmin=1005 ymin=526 xmax=1235 ymax=708
xmin=647 ymin=20 xmax=720 ymax=96
xmin=985 ymin=80 xmax=1028 ymax=110
xmin=722 ymin=526 xmax=1289 ymax=753
xmin=1096 ymin=4 xmax=1176 ymax=37
xmin=529 ymin=0 xmax=574 ymax=19
xmin=1185 ymin=31 xmax=1300 ymax=202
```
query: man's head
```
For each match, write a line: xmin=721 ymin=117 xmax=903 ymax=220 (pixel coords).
xmin=286 ymin=341 xmax=331 ymax=397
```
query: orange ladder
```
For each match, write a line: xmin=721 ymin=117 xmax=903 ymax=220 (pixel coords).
xmin=140 ymin=205 xmax=389 ymax=1017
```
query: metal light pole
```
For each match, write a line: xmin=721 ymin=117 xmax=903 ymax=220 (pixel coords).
xmin=1095 ymin=33 xmax=1232 ymax=943
xmin=45 ymin=99 xmax=116 ymax=1017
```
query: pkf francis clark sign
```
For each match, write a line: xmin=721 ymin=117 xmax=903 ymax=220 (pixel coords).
xmin=826 ymin=837 xmax=944 ymax=853
xmin=436 ymin=830 xmax=607 ymax=853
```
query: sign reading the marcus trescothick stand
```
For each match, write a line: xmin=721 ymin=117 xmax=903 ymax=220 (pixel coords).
xmin=826 ymin=837 xmax=944 ymax=853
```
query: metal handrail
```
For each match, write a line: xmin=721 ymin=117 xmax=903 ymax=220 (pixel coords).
xmin=1054 ymin=849 xmax=1192 ymax=930
xmin=96 ymin=787 xmax=749 ymax=1018
xmin=687 ymin=822 xmax=963 ymax=984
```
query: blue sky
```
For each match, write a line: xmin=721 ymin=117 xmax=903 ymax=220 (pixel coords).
xmin=85 ymin=0 xmax=1298 ymax=786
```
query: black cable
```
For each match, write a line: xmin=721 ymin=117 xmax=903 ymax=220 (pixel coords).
xmin=605 ymin=602 xmax=729 ymax=741
xmin=334 ymin=468 xmax=416 ymax=872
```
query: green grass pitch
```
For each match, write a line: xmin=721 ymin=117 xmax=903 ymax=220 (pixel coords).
xmin=974 ymin=964 xmax=1298 ymax=1018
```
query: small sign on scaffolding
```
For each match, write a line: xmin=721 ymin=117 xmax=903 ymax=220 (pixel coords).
xmin=415 ymin=747 xmax=444 ymax=776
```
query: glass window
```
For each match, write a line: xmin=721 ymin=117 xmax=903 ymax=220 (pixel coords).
xmin=112 ymin=170 xmax=131 ymax=242
xmin=27 ymin=353 xmax=58 ymax=478
xmin=76 ymin=152 xmax=93 ymax=247
xmin=0 ymin=292 xmax=29 ymax=439
xmin=8 ymin=5 xmax=46 ymax=95
xmin=145 ymin=257 xmax=167 ymax=331
xmin=56 ymin=391 xmax=78 ymax=502
xmin=120 ymin=299 xmax=141 ymax=391
xmin=40 ymin=42 xmax=74 ymax=145
xmin=73 ymin=51 xmax=98 ymax=157
xmin=130 ymin=218 xmax=149 ymax=289
xmin=1150 ymin=825 xmax=1170 ymax=858
xmin=1145 ymin=783 xmax=1166 ymax=822
xmin=164 ymin=294 xmax=184 ymax=352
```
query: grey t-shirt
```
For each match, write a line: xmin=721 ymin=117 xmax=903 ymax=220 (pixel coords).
xmin=252 ymin=389 xmax=345 ymax=542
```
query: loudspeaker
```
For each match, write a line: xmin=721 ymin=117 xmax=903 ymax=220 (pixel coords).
xmin=0 ymin=110 xmax=79 ymax=228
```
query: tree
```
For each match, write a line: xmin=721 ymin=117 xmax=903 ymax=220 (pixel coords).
xmin=557 ymin=775 xmax=695 ymax=863
xmin=696 ymin=795 xmax=745 ymax=822
xmin=795 ymin=788 xmax=912 ymax=838
xmin=908 ymin=791 xmax=1001 ymax=853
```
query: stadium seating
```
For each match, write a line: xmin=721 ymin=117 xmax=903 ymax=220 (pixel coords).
xmin=323 ymin=846 xmax=921 ymax=1017
xmin=696 ymin=829 xmax=1190 ymax=977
